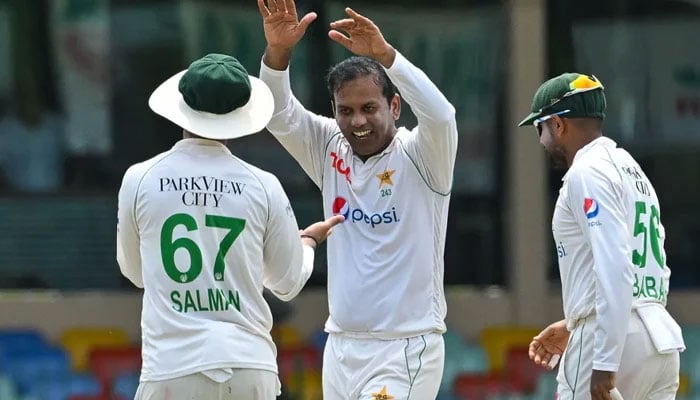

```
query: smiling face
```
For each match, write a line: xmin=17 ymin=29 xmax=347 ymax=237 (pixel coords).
xmin=333 ymin=74 xmax=400 ymax=159
xmin=327 ymin=57 xmax=400 ymax=160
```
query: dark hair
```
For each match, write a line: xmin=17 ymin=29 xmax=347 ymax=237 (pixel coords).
xmin=326 ymin=56 xmax=398 ymax=104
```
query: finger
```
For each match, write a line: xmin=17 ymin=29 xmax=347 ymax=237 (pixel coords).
xmin=345 ymin=7 xmax=372 ymax=25
xmin=325 ymin=214 xmax=345 ymax=227
xmin=270 ymin=0 xmax=281 ymax=13
xmin=283 ymin=0 xmax=295 ymax=15
xmin=547 ymin=354 xmax=560 ymax=370
xmin=298 ymin=12 xmax=318 ymax=33
xmin=528 ymin=340 xmax=540 ymax=359
xmin=328 ymin=30 xmax=353 ymax=50
xmin=539 ymin=352 xmax=551 ymax=367
xmin=257 ymin=0 xmax=271 ymax=17
xmin=330 ymin=18 xmax=356 ymax=27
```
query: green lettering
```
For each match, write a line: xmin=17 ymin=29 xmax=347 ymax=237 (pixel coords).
xmin=638 ymin=277 xmax=648 ymax=298
xmin=220 ymin=289 xmax=230 ymax=310
xmin=658 ymin=277 xmax=667 ymax=301
xmin=633 ymin=274 xmax=641 ymax=297
xmin=208 ymin=288 xmax=223 ymax=311
xmin=196 ymin=290 xmax=209 ymax=311
xmin=228 ymin=290 xmax=241 ymax=312
xmin=645 ymin=276 xmax=657 ymax=299
xmin=184 ymin=290 xmax=197 ymax=313
xmin=171 ymin=291 xmax=183 ymax=312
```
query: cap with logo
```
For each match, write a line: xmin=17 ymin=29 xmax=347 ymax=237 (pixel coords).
xmin=518 ymin=73 xmax=606 ymax=127
xmin=149 ymin=53 xmax=274 ymax=140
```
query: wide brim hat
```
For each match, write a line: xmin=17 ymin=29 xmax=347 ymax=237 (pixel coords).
xmin=148 ymin=54 xmax=274 ymax=140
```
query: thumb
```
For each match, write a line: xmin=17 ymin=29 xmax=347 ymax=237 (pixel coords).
xmin=326 ymin=214 xmax=345 ymax=227
xmin=298 ymin=12 xmax=318 ymax=32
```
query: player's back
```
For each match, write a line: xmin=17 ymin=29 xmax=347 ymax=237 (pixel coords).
xmin=126 ymin=139 xmax=282 ymax=381
xmin=608 ymin=146 xmax=671 ymax=306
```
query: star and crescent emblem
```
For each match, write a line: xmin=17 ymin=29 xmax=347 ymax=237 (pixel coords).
xmin=371 ymin=386 xmax=395 ymax=400
xmin=376 ymin=169 xmax=396 ymax=188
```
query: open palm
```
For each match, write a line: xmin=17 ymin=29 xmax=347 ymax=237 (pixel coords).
xmin=257 ymin=0 xmax=316 ymax=50
xmin=328 ymin=7 xmax=391 ymax=61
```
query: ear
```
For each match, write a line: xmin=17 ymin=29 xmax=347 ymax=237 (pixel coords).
xmin=330 ymin=99 xmax=337 ymax=118
xmin=551 ymin=115 xmax=567 ymax=139
xmin=391 ymin=94 xmax=401 ymax=121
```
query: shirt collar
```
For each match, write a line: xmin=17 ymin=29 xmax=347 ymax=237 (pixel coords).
xmin=349 ymin=130 xmax=400 ymax=162
xmin=172 ymin=138 xmax=232 ymax=155
xmin=562 ymin=136 xmax=617 ymax=180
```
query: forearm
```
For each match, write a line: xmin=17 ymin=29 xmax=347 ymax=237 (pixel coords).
xmin=116 ymin=236 xmax=143 ymax=288
xmin=385 ymin=51 xmax=455 ymax=124
xmin=373 ymin=45 xmax=396 ymax=69
xmin=268 ymin=245 xmax=315 ymax=301
xmin=263 ymin=46 xmax=294 ymax=71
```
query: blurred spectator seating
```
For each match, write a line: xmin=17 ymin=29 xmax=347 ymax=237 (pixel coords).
xmin=479 ymin=326 xmax=539 ymax=373
xmin=59 ymin=327 xmax=130 ymax=371
xmin=88 ymin=346 xmax=141 ymax=397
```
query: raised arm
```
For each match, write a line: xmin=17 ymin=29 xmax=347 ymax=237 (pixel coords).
xmin=328 ymin=7 xmax=458 ymax=193
xmin=258 ymin=0 xmax=317 ymax=70
xmin=258 ymin=0 xmax=337 ymax=188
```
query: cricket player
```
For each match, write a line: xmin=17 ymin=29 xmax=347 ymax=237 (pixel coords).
xmin=257 ymin=1 xmax=458 ymax=398
xmin=116 ymin=53 xmax=343 ymax=400
xmin=520 ymin=73 xmax=685 ymax=400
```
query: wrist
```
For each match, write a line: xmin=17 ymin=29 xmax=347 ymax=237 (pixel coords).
xmin=374 ymin=45 xmax=396 ymax=68
xmin=263 ymin=46 xmax=293 ymax=70
xmin=300 ymin=234 xmax=318 ymax=249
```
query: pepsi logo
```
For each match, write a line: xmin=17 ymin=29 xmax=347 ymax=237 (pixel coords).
xmin=331 ymin=196 xmax=399 ymax=228
xmin=584 ymin=198 xmax=599 ymax=219
xmin=332 ymin=197 xmax=350 ymax=221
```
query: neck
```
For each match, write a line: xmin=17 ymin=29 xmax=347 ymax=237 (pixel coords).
xmin=183 ymin=130 xmax=228 ymax=145
xmin=566 ymin=130 xmax=603 ymax=167
xmin=357 ymin=130 xmax=396 ymax=162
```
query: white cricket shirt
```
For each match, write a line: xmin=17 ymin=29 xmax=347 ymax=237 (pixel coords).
xmin=553 ymin=136 xmax=683 ymax=371
xmin=117 ymin=139 xmax=314 ymax=381
xmin=259 ymin=51 xmax=458 ymax=339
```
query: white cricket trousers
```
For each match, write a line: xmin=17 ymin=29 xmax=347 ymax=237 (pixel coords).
xmin=322 ymin=332 xmax=445 ymax=400
xmin=556 ymin=311 xmax=679 ymax=400
xmin=135 ymin=369 xmax=280 ymax=400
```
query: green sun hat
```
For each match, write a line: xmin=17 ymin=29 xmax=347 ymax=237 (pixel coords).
xmin=518 ymin=73 xmax=607 ymax=127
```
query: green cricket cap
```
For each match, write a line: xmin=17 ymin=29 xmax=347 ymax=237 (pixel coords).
xmin=178 ymin=53 xmax=252 ymax=114
xmin=518 ymin=73 xmax=607 ymax=127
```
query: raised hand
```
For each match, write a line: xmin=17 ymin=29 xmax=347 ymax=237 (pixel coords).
xmin=258 ymin=0 xmax=316 ymax=50
xmin=528 ymin=319 xmax=570 ymax=370
xmin=328 ymin=7 xmax=395 ymax=67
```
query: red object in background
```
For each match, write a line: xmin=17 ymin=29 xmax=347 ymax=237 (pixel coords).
xmin=453 ymin=372 xmax=505 ymax=400
xmin=504 ymin=345 xmax=544 ymax=394
xmin=88 ymin=346 xmax=141 ymax=396
xmin=277 ymin=345 xmax=322 ymax=381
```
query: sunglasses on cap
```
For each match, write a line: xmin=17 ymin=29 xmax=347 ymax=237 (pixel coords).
xmin=534 ymin=109 xmax=570 ymax=136
xmin=536 ymin=75 xmax=604 ymax=114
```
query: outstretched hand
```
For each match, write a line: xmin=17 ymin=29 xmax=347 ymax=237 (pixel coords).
xmin=300 ymin=215 xmax=345 ymax=248
xmin=328 ymin=7 xmax=395 ymax=67
xmin=257 ymin=0 xmax=317 ymax=51
xmin=528 ymin=319 xmax=570 ymax=370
